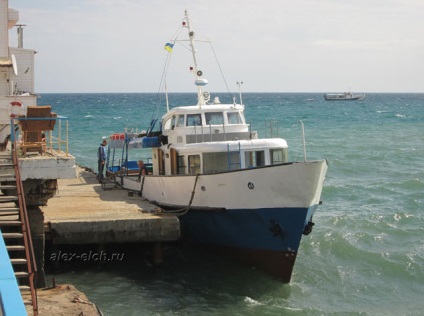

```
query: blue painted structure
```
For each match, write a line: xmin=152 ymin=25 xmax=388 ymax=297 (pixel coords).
xmin=142 ymin=136 xmax=161 ymax=148
xmin=0 ymin=229 xmax=27 ymax=315
xmin=178 ymin=206 xmax=315 ymax=282
xmin=122 ymin=160 xmax=139 ymax=171
xmin=181 ymin=207 xmax=309 ymax=250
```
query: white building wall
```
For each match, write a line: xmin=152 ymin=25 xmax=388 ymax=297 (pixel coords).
xmin=0 ymin=67 xmax=8 ymax=96
xmin=0 ymin=1 xmax=9 ymax=96
xmin=19 ymin=157 xmax=77 ymax=180
xmin=0 ymin=0 xmax=8 ymax=57
xmin=9 ymin=47 xmax=34 ymax=94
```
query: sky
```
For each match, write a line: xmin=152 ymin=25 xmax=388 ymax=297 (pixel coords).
xmin=8 ymin=0 xmax=424 ymax=93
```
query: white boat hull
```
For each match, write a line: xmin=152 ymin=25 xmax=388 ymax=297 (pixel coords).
xmin=123 ymin=160 xmax=326 ymax=210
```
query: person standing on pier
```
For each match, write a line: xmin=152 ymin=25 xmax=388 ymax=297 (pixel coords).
xmin=137 ymin=160 xmax=148 ymax=181
xmin=97 ymin=139 xmax=108 ymax=182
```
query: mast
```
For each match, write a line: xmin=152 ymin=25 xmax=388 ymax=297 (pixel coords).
xmin=165 ymin=83 xmax=169 ymax=112
xmin=183 ymin=10 xmax=208 ymax=107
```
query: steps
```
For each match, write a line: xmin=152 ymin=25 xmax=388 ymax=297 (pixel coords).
xmin=0 ymin=153 xmax=38 ymax=315
xmin=0 ymin=220 xmax=22 ymax=226
xmin=7 ymin=245 xmax=26 ymax=251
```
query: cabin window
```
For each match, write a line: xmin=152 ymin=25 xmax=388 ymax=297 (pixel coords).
xmin=270 ymin=149 xmax=287 ymax=164
xmin=177 ymin=155 xmax=186 ymax=174
xmin=188 ymin=155 xmax=201 ymax=174
xmin=244 ymin=150 xmax=265 ymax=168
xmin=203 ymin=152 xmax=228 ymax=173
xmin=227 ymin=112 xmax=242 ymax=124
xmin=176 ymin=115 xmax=185 ymax=127
xmin=228 ymin=151 xmax=241 ymax=170
xmin=163 ymin=117 xmax=172 ymax=131
xmin=187 ymin=114 xmax=202 ymax=126
xmin=205 ymin=112 xmax=224 ymax=125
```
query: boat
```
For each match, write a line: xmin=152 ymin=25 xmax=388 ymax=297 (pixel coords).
xmin=324 ymin=92 xmax=365 ymax=101
xmin=120 ymin=10 xmax=328 ymax=282
xmin=105 ymin=131 xmax=153 ymax=178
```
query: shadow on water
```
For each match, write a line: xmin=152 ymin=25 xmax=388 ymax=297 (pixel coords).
xmin=45 ymin=242 xmax=292 ymax=315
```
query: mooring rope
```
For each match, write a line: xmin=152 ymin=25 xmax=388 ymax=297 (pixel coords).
xmin=163 ymin=173 xmax=200 ymax=215
xmin=139 ymin=175 xmax=146 ymax=197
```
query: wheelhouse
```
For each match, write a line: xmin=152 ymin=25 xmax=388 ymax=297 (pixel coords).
xmin=145 ymin=103 xmax=289 ymax=176
xmin=161 ymin=104 xmax=251 ymax=145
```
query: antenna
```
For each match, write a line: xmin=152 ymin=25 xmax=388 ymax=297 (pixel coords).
xmin=237 ymin=81 xmax=244 ymax=105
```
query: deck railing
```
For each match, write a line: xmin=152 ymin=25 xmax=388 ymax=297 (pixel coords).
xmin=11 ymin=116 xmax=70 ymax=157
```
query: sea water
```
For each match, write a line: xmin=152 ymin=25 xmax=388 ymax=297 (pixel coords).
xmin=40 ymin=93 xmax=424 ymax=315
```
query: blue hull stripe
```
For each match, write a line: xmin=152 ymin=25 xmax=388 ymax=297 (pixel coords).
xmin=180 ymin=207 xmax=309 ymax=252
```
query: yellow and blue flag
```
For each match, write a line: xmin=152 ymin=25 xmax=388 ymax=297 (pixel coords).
xmin=164 ymin=43 xmax=174 ymax=53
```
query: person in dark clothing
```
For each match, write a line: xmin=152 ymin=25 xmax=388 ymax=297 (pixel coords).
xmin=137 ymin=160 xmax=148 ymax=181
xmin=97 ymin=139 xmax=107 ymax=182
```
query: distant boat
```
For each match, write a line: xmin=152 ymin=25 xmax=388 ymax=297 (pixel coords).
xmin=324 ymin=92 xmax=365 ymax=101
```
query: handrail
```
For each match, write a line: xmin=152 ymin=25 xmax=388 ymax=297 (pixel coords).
xmin=9 ymin=118 xmax=38 ymax=315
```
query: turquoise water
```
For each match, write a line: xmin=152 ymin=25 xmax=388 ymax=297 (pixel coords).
xmin=42 ymin=93 xmax=424 ymax=315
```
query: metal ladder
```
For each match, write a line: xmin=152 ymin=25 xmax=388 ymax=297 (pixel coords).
xmin=0 ymin=150 xmax=38 ymax=315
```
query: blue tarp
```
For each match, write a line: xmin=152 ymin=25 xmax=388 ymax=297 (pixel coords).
xmin=0 ymin=229 xmax=27 ymax=315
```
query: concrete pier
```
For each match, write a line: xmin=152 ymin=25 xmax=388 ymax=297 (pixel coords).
xmin=42 ymin=167 xmax=180 ymax=245
xmin=25 ymin=284 xmax=102 ymax=316
xmin=21 ymin=166 xmax=181 ymax=315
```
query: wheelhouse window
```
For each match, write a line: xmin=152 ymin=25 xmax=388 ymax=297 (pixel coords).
xmin=187 ymin=114 xmax=202 ymax=126
xmin=244 ymin=150 xmax=265 ymax=168
xmin=176 ymin=115 xmax=185 ymax=127
xmin=270 ymin=148 xmax=287 ymax=164
xmin=227 ymin=112 xmax=242 ymax=124
xmin=188 ymin=155 xmax=201 ymax=174
xmin=205 ymin=112 xmax=224 ymax=125
xmin=171 ymin=115 xmax=177 ymax=129
xmin=163 ymin=116 xmax=172 ymax=131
